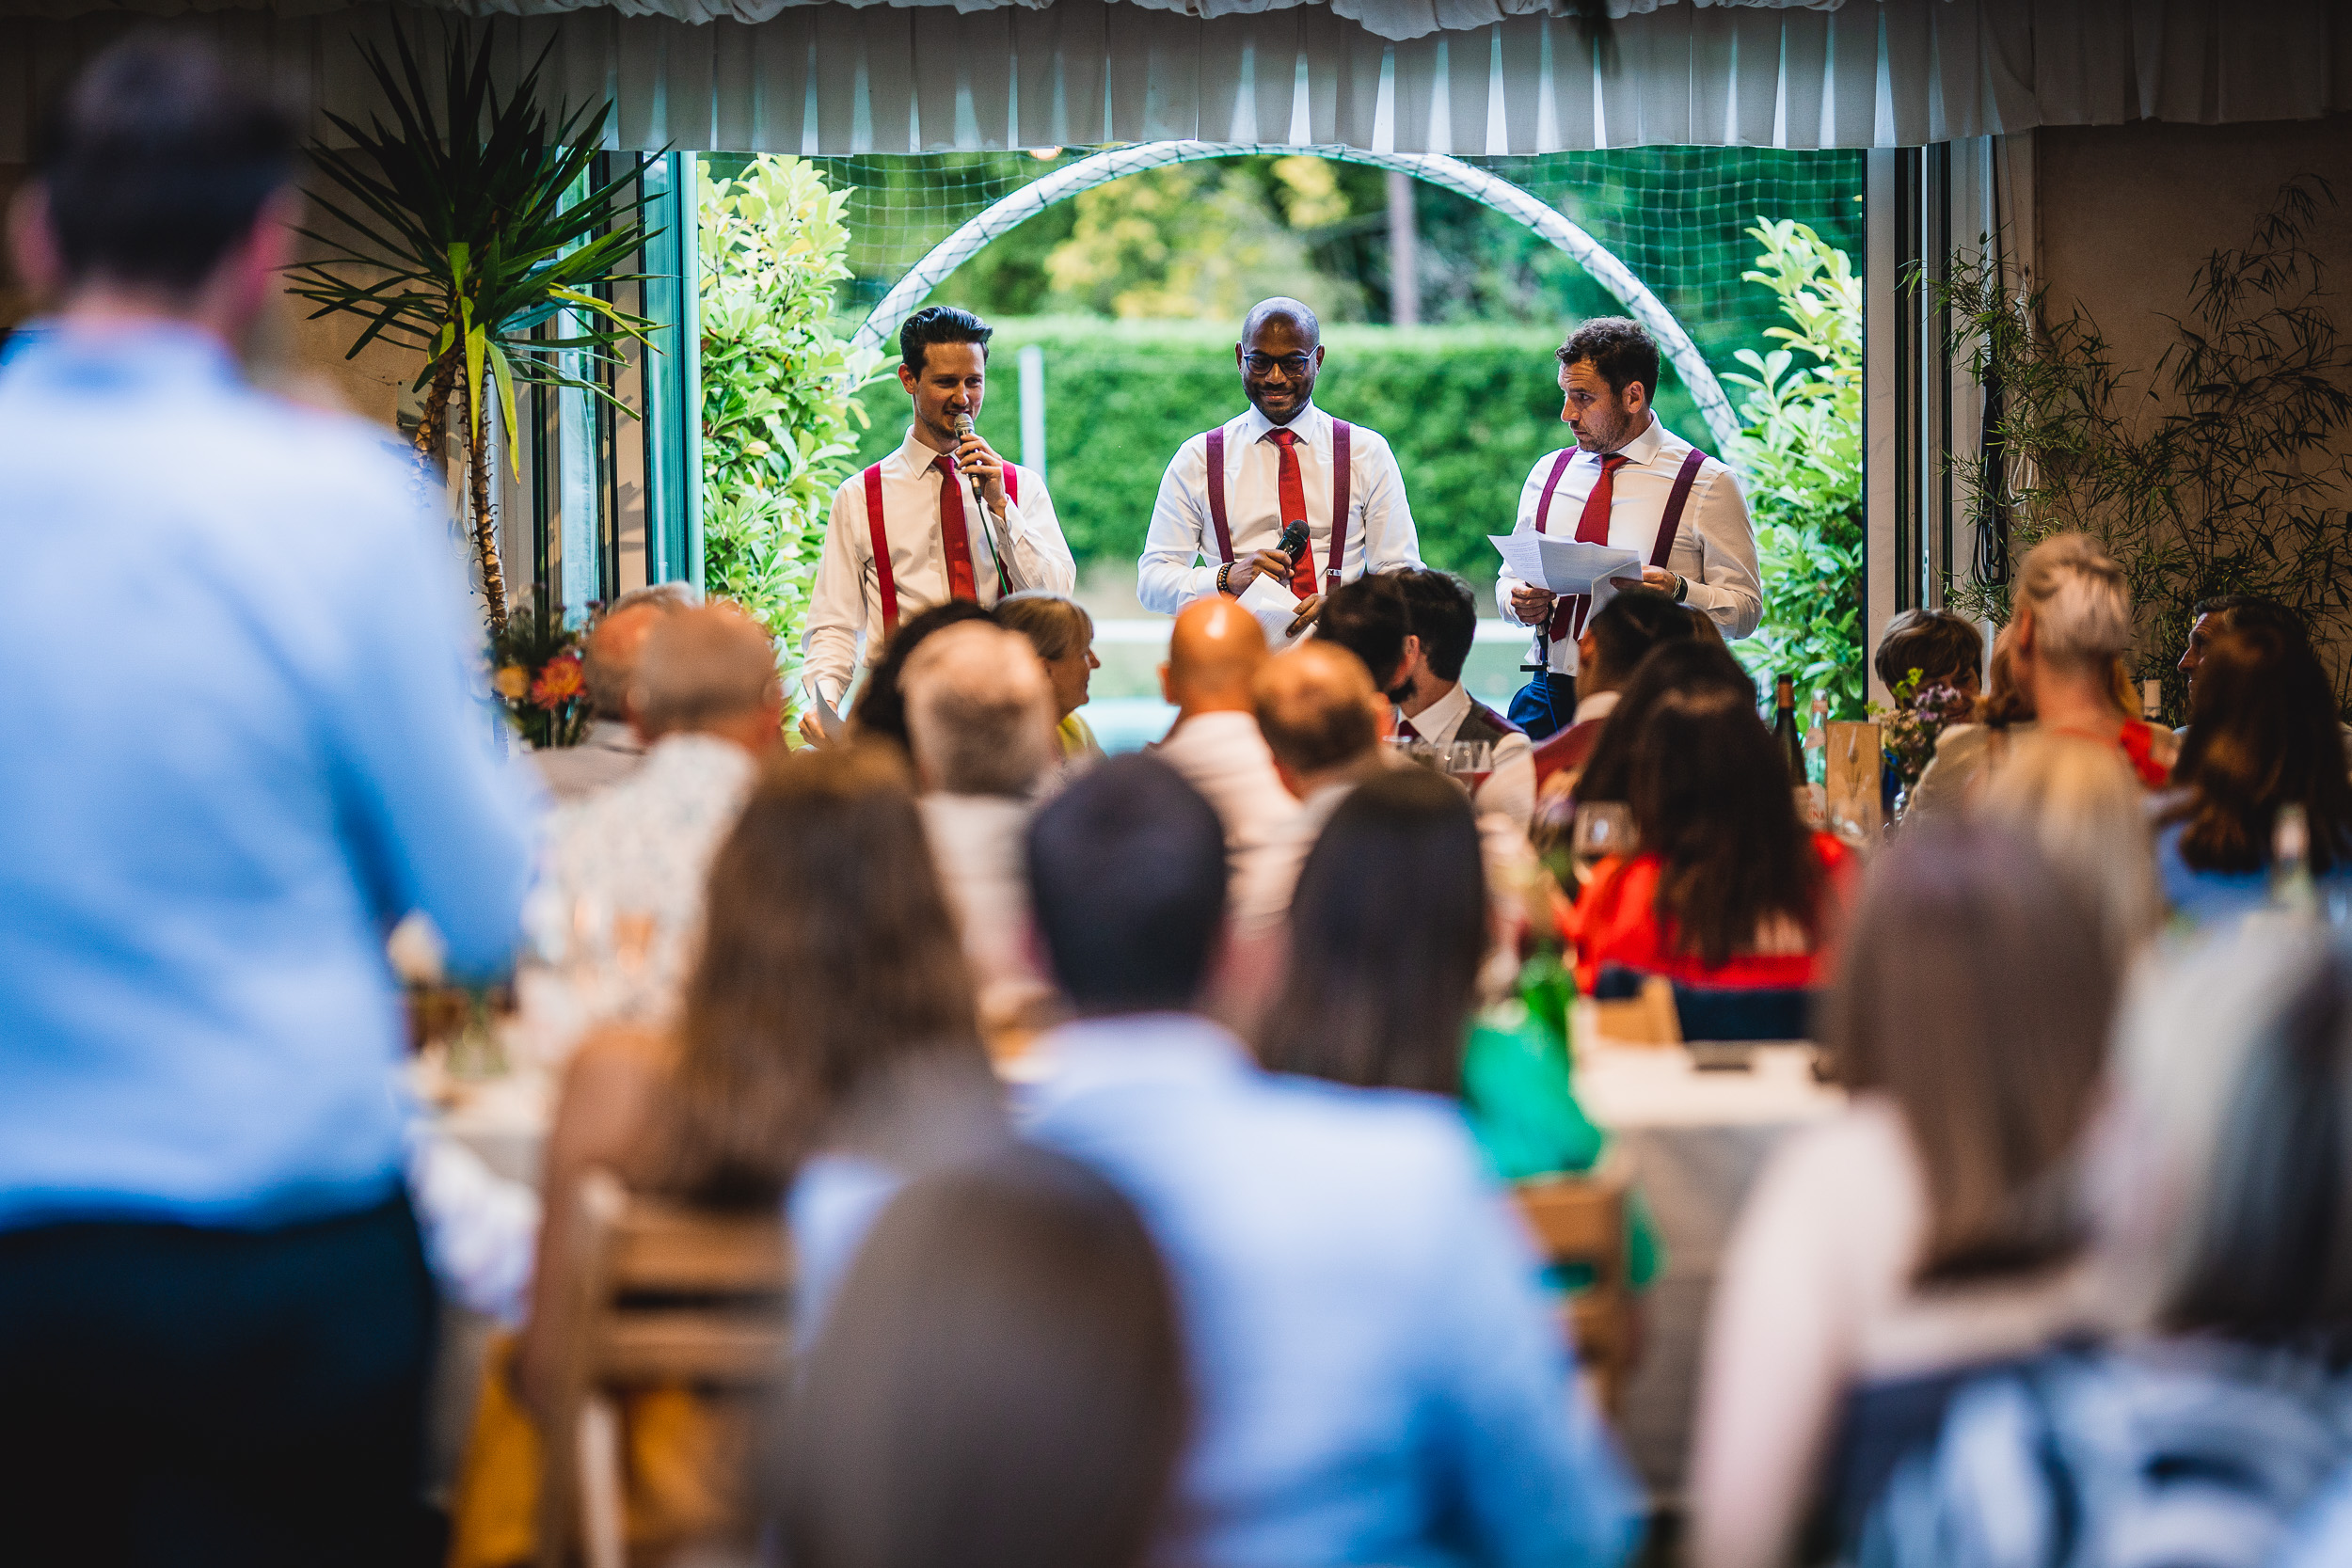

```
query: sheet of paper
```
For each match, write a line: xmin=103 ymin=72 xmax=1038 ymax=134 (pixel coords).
xmin=1237 ymin=571 xmax=1312 ymax=650
xmin=805 ymin=682 xmax=846 ymax=742
xmin=1489 ymin=531 xmax=1645 ymax=596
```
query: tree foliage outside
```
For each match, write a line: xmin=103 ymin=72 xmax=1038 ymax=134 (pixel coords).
xmin=1933 ymin=177 xmax=2352 ymax=720
xmin=1724 ymin=219 xmax=1865 ymax=719
xmin=698 ymin=155 xmax=883 ymax=689
xmin=288 ymin=20 xmax=655 ymax=638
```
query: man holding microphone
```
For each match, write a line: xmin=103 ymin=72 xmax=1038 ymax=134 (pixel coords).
xmin=1499 ymin=317 xmax=1760 ymax=738
xmin=802 ymin=307 xmax=1075 ymax=740
xmin=1139 ymin=296 xmax=1422 ymax=647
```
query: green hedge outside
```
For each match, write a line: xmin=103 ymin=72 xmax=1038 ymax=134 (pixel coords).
xmin=850 ymin=317 xmax=1712 ymax=580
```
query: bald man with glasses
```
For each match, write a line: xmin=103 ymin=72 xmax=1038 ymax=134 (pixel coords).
xmin=1138 ymin=297 xmax=1422 ymax=648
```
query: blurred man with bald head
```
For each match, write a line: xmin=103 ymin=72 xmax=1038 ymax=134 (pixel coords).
xmin=1153 ymin=597 xmax=1290 ymax=882
xmin=901 ymin=621 xmax=1060 ymax=1016
xmin=535 ymin=583 xmax=692 ymax=800
xmin=540 ymin=604 xmax=785 ymax=1035
xmin=1139 ymin=295 xmax=1422 ymax=650
xmin=1232 ymin=640 xmax=1391 ymax=930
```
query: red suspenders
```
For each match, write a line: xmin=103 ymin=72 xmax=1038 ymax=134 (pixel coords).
xmin=862 ymin=460 xmax=1020 ymax=639
xmin=1529 ymin=445 xmax=1709 ymax=640
xmin=1204 ymin=419 xmax=1352 ymax=595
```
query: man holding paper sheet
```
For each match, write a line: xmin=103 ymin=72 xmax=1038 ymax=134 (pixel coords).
xmin=801 ymin=307 xmax=1075 ymax=740
xmin=1497 ymin=318 xmax=1761 ymax=738
xmin=1138 ymin=297 xmax=1422 ymax=649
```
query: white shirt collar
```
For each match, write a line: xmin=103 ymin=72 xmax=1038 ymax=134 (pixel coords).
xmin=1571 ymin=689 xmax=1621 ymax=726
xmin=1235 ymin=400 xmax=1328 ymax=451
xmin=890 ymin=423 xmax=953 ymax=476
xmin=1404 ymin=680 xmax=1472 ymax=743
xmin=1599 ymin=414 xmax=1666 ymax=468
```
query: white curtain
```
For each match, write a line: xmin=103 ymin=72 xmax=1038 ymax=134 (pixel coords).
xmin=0 ymin=0 xmax=2344 ymax=159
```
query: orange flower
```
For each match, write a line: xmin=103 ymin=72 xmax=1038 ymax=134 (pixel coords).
xmin=492 ymin=664 xmax=531 ymax=701
xmin=531 ymin=653 xmax=584 ymax=710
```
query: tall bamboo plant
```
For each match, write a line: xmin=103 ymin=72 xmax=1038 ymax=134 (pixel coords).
xmin=287 ymin=20 xmax=658 ymax=637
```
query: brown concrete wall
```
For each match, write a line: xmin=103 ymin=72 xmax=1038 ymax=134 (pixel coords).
xmin=2035 ymin=113 xmax=2352 ymax=469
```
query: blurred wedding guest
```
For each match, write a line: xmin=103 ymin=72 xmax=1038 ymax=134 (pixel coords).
xmin=1022 ymin=755 xmax=1644 ymax=1567
xmin=1873 ymin=607 xmax=1983 ymax=700
xmin=1911 ymin=533 xmax=2174 ymax=816
xmin=538 ymin=604 xmax=784 ymax=1034
xmin=0 ymin=40 xmax=538 ymax=1564
xmin=1231 ymin=640 xmax=1388 ymax=931
xmin=534 ymin=584 xmax=691 ymax=800
xmin=1388 ymin=567 xmax=1537 ymax=827
xmin=1152 ymin=596 xmax=1289 ymax=880
xmin=780 ymin=1147 xmax=1186 ymax=1568
xmin=1863 ymin=924 xmax=2352 ymax=1567
xmin=834 ymin=599 xmax=994 ymax=754
xmin=902 ymin=621 xmax=1061 ymax=1022
xmin=2157 ymin=619 xmax=2352 ymax=925
xmin=1257 ymin=768 xmax=1660 ymax=1286
xmin=1689 ymin=822 xmax=2115 ymax=1568
xmin=996 ymin=590 xmax=1105 ymax=762
xmin=2175 ymin=591 xmax=2303 ymax=708
xmin=1567 ymin=677 xmax=1855 ymax=994
xmin=1976 ymin=732 xmax=2164 ymax=963
xmin=1567 ymin=637 xmax=1754 ymax=808
xmin=1532 ymin=586 xmax=1694 ymax=794
xmin=459 ymin=748 xmax=999 ymax=1564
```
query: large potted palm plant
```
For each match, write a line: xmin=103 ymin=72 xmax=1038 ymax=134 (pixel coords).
xmin=288 ymin=20 xmax=656 ymax=637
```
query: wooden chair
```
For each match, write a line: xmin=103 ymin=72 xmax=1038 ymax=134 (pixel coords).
xmin=1513 ymin=1160 xmax=1635 ymax=1418
xmin=1587 ymin=970 xmax=1683 ymax=1045
xmin=537 ymin=1169 xmax=793 ymax=1568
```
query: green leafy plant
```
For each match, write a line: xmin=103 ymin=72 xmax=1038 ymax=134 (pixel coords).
xmin=697 ymin=155 xmax=884 ymax=692
xmin=1931 ymin=178 xmax=2352 ymax=719
xmin=287 ymin=19 xmax=658 ymax=638
xmin=1723 ymin=218 xmax=1865 ymax=718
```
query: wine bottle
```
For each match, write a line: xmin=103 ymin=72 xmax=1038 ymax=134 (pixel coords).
xmin=1804 ymin=692 xmax=1830 ymax=786
xmin=1773 ymin=676 xmax=1804 ymax=783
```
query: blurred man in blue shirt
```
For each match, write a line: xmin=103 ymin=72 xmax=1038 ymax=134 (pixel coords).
xmin=1020 ymin=755 xmax=1645 ymax=1568
xmin=0 ymin=39 xmax=537 ymax=1564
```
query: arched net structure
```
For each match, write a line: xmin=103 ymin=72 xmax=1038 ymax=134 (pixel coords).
xmin=789 ymin=143 xmax=1863 ymax=387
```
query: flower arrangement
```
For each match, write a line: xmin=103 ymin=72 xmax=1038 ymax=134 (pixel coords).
xmin=1876 ymin=668 xmax=1974 ymax=792
xmin=489 ymin=607 xmax=593 ymax=750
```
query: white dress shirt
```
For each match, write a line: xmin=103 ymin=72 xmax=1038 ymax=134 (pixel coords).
xmin=1139 ymin=402 xmax=1421 ymax=645
xmin=1152 ymin=708 xmax=1292 ymax=882
xmin=1572 ymin=689 xmax=1622 ymax=726
xmin=1230 ymin=777 xmax=1358 ymax=933
xmin=1496 ymin=416 xmax=1762 ymax=675
xmin=803 ymin=426 xmax=1076 ymax=706
xmin=1399 ymin=680 xmax=1536 ymax=829
xmin=917 ymin=792 xmax=1046 ymax=1005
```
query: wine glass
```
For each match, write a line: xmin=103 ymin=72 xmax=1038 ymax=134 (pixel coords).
xmin=1444 ymin=740 xmax=1493 ymax=791
xmin=1569 ymin=801 xmax=1635 ymax=885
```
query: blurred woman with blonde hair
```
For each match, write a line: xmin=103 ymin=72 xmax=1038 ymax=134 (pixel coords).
xmin=1910 ymin=534 xmax=2177 ymax=816
xmin=1977 ymin=731 xmax=2165 ymax=964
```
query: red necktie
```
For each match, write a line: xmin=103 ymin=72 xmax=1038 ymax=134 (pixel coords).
xmin=1396 ymin=713 xmax=1422 ymax=740
xmin=933 ymin=454 xmax=978 ymax=603
xmin=1266 ymin=428 xmax=1316 ymax=597
xmin=1550 ymin=453 xmax=1629 ymax=641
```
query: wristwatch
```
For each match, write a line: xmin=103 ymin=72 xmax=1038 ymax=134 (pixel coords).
xmin=1673 ymin=573 xmax=1690 ymax=604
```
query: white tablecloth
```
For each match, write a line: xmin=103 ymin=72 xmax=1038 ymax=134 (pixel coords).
xmin=1576 ymin=1035 xmax=1846 ymax=1501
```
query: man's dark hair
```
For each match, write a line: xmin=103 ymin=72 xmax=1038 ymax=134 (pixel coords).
xmin=2191 ymin=594 xmax=2308 ymax=644
xmin=36 ymin=36 xmax=296 ymax=293
xmin=900 ymin=306 xmax=993 ymax=375
xmin=1027 ymin=755 xmax=1227 ymax=1015
xmin=1872 ymin=608 xmax=1982 ymax=690
xmin=1585 ymin=586 xmax=1695 ymax=689
xmin=1557 ymin=316 xmax=1661 ymax=404
xmin=1314 ymin=573 xmax=1414 ymax=693
xmin=1391 ymin=569 xmax=1478 ymax=684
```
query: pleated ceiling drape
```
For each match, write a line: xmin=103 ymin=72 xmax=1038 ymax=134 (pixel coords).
xmin=0 ymin=0 xmax=2344 ymax=159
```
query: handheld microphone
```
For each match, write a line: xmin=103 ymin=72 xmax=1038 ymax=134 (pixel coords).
xmin=1277 ymin=519 xmax=1310 ymax=568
